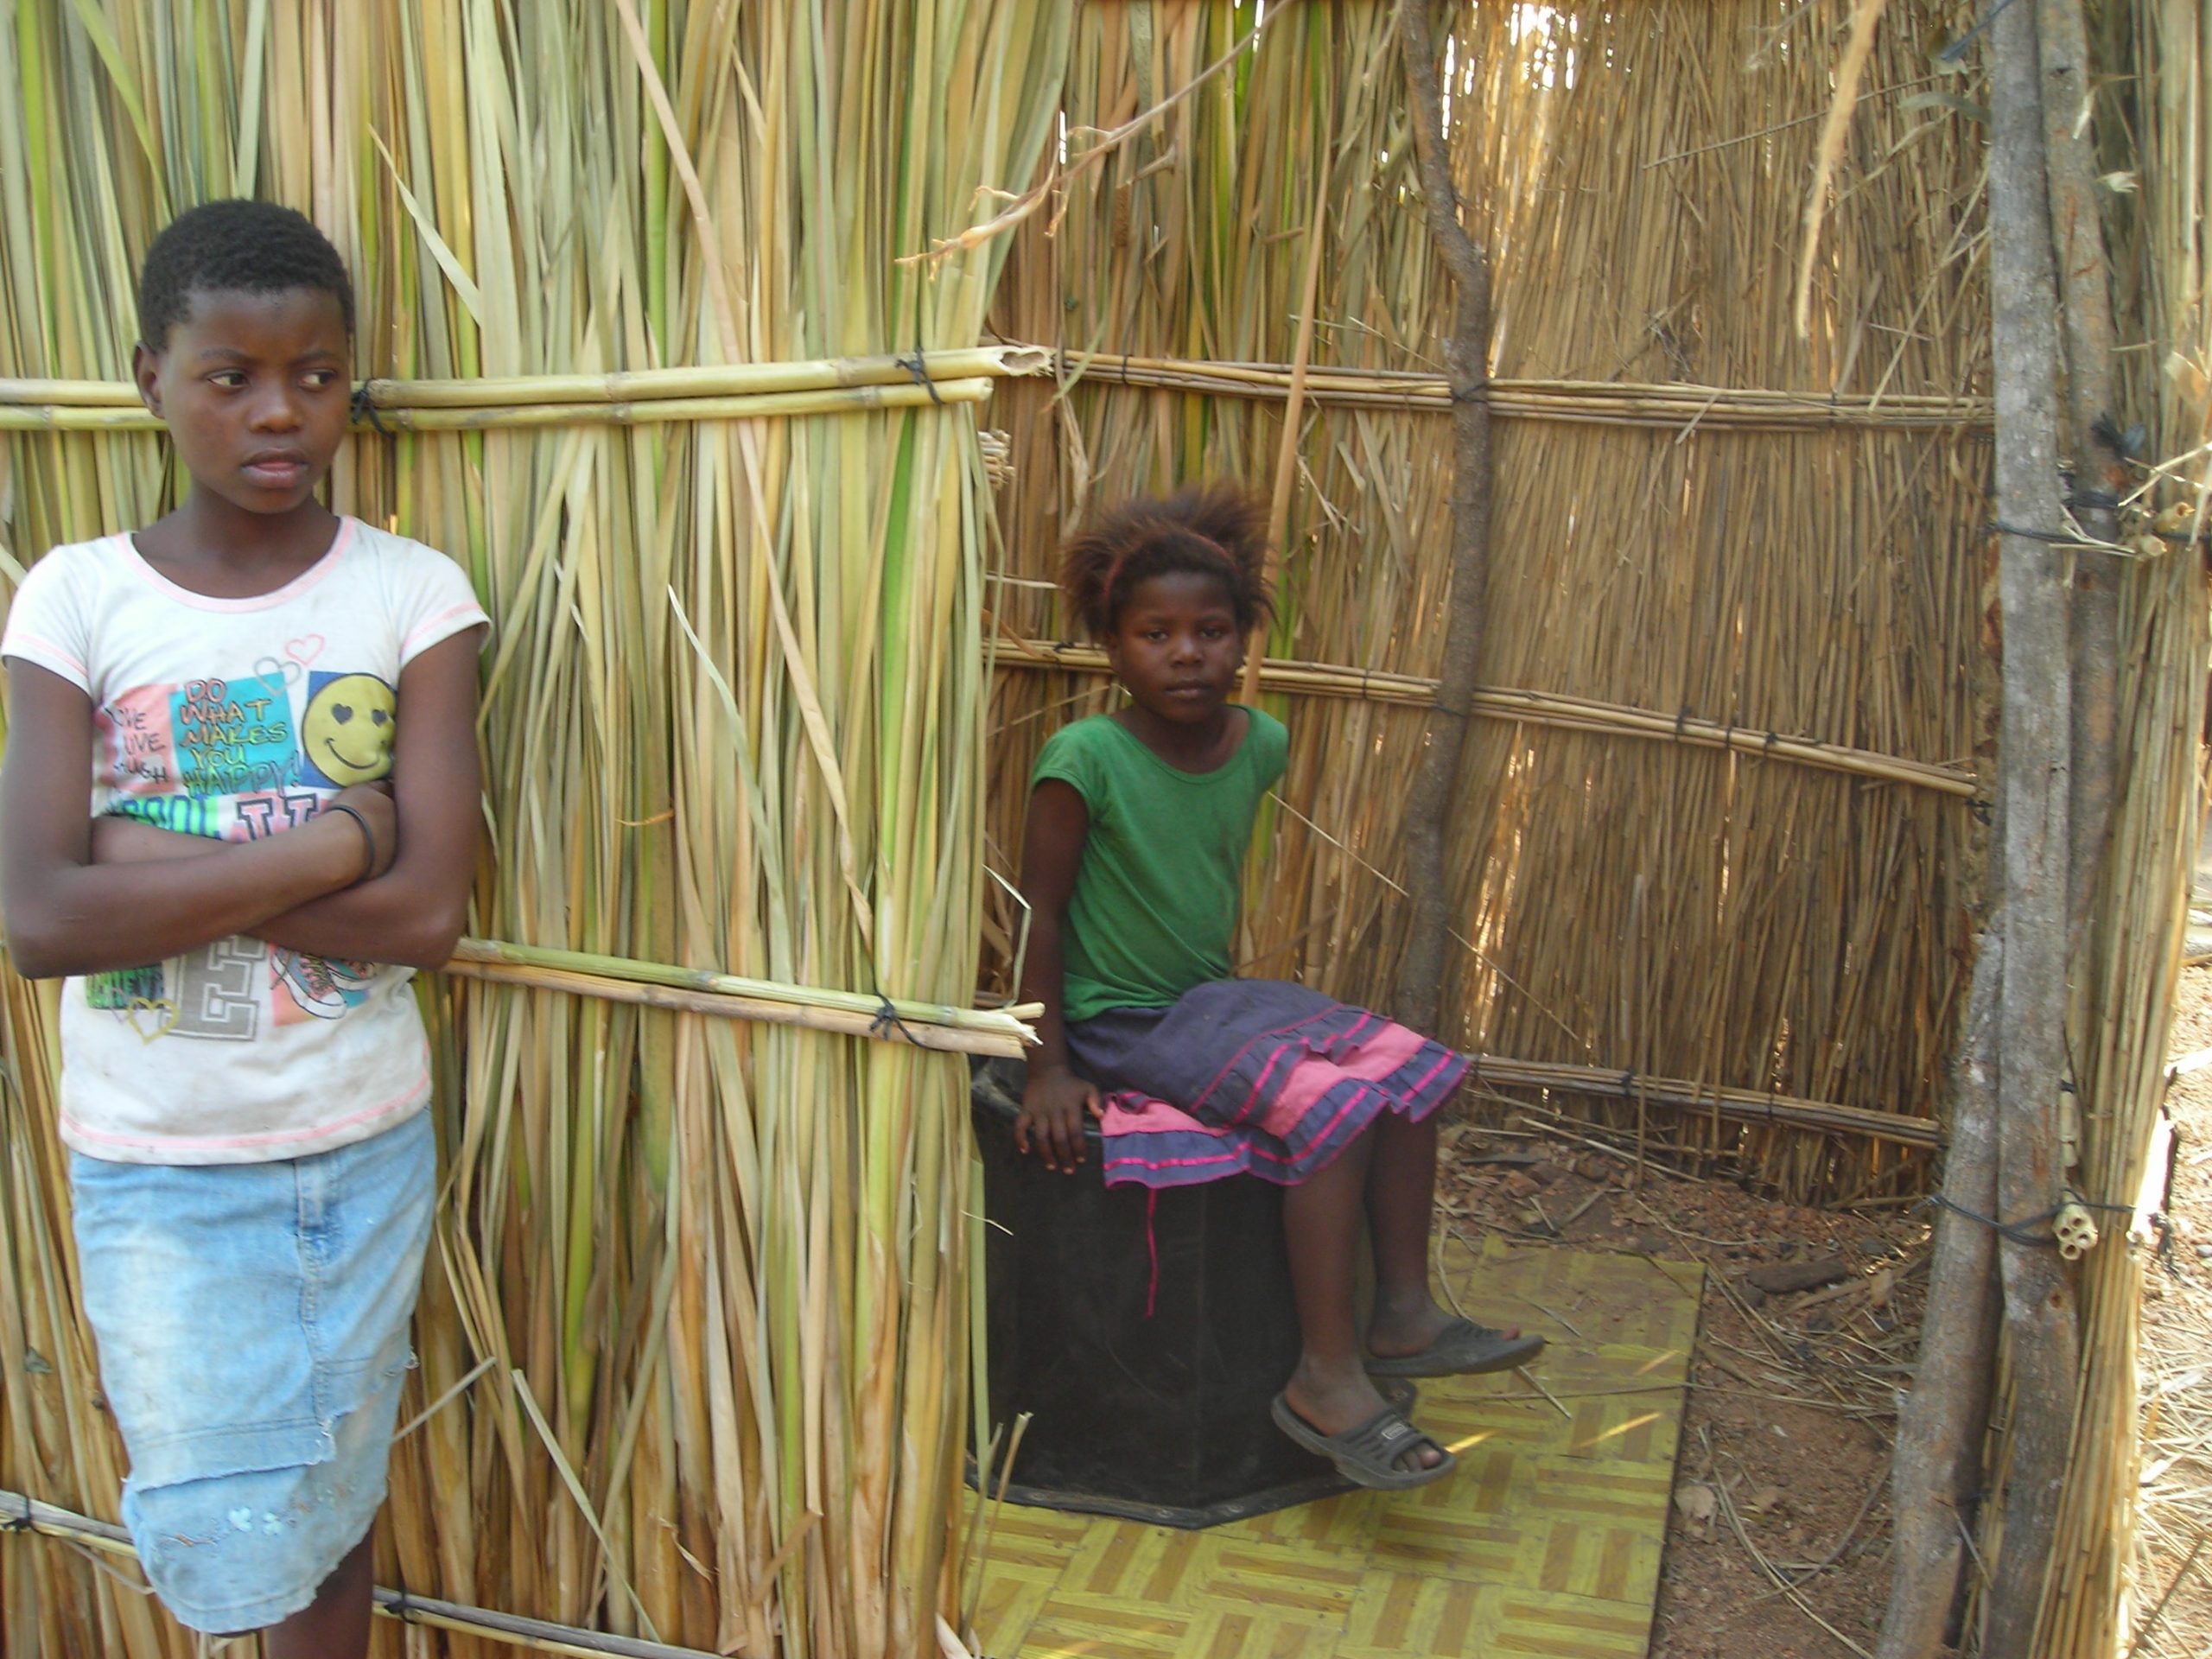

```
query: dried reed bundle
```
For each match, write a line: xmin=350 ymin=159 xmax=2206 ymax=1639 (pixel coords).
xmin=2006 ymin=4 xmax=2212 ymax=1653
xmin=2025 ymin=466 xmax=2206 ymax=1659
xmin=0 ymin=8 xmax=1070 ymax=1659
xmin=0 ymin=1489 xmax=731 ymax=1659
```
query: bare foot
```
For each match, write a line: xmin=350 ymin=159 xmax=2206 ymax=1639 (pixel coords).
xmin=1281 ymin=1357 xmax=1445 ymax=1471
xmin=1365 ymin=1289 xmax=1520 ymax=1361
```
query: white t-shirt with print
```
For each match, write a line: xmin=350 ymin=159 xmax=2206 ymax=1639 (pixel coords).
xmin=0 ymin=518 xmax=486 ymax=1165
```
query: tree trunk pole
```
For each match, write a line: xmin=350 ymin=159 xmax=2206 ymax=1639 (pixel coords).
xmin=1393 ymin=0 xmax=1491 ymax=1039
xmin=1875 ymin=931 xmax=2005 ymax=1658
xmin=1983 ymin=3 xmax=2084 ymax=1652
xmin=1880 ymin=10 xmax=2116 ymax=1650
xmin=2038 ymin=0 xmax=2123 ymax=961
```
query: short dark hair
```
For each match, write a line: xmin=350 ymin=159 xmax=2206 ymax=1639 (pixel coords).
xmin=137 ymin=200 xmax=355 ymax=350
xmin=1058 ymin=482 xmax=1275 ymax=638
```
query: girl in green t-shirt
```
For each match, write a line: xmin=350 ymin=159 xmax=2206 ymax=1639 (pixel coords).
xmin=1015 ymin=483 xmax=1541 ymax=1492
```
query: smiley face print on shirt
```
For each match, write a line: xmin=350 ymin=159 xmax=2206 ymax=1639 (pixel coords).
xmin=297 ymin=671 xmax=397 ymax=787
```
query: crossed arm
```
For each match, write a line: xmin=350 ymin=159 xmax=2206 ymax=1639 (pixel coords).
xmin=0 ymin=629 xmax=484 ymax=978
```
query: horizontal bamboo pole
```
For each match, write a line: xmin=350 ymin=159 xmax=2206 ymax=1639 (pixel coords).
xmin=1051 ymin=350 xmax=1995 ymax=430
xmin=444 ymin=938 xmax=1040 ymax=1054
xmin=0 ymin=347 xmax=1992 ymax=434
xmin=445 ymin=950 xmax=1931 ymax=1143
xmin=0 ymin=1491 xmax=721 ymax=1659
xmin=443 ymin=959 xmax=1028 ymax=1058
xmin=1465 ymin=1055 xmax=1942 ymax=1148
xmin=0 ymin=378 xmax=996 ymax=434
xmin=0 ymin=344 xmax=1048 ymax=409
xmin=364 ymin=344 xmax=1046 ymax=407
xmin=996 ymin=638 xmax=1979 ymax=797
xmin=435 ymin=951 xmax=1929 ymax=1146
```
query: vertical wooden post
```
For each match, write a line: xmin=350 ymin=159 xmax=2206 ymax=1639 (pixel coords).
xmin=1883 ymin=7 xmax=2119 ymax=1651
xmin=1876 ymin=932 xmax=2005 ymax=1657
xmin=1393 ymin=0 xmax=1491 ymax=1039
xmin=2038 ymin=0 xmax=2124 ymax=957
xmin=1983 ymin=3 xmax=2084 ymax=1652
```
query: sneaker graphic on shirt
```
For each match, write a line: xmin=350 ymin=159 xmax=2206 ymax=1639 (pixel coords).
xmin=272 ymin=950 xmax=375 ymax=1020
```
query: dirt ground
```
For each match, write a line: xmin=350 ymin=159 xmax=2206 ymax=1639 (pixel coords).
xmin=1434 ymin=965 xmax=2212 ymax=1659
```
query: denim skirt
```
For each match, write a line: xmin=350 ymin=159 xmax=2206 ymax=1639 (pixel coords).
xmin=69 ymin=1108 xmax=434 ymax=1632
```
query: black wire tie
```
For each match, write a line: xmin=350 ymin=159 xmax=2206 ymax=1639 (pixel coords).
xmin=899 ymin=344 xmax=945 ymax=407
xmin=1918 ymin=1185 xmax=2132 ymax=1247
xmin=870 ymin=995 xmax=922 ymax=1046
xmin=350 ymin=383 xmax=390 ymax=435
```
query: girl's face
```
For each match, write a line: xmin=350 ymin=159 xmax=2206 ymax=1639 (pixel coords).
xmin=132 ymin=285 xmax=352 ymax=519
xmin=1104 ymin=570 xmax=1244 ymax=725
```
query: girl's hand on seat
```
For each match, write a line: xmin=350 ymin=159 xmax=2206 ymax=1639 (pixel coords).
xmin=1016 ymin=1065 xmax=1103 ymax=1174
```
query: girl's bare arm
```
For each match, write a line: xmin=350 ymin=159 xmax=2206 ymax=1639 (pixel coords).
xmin=84 ymin=630 xmax=485 ymax=971
xmin=0 ymin=660 xmax=379 ymax=978
xmin=1014 ymin=778 xmax=1101 ymax=1172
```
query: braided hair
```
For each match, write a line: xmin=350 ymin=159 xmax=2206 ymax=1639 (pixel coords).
xmin=1058 ymin=483 xmax=1274 ymax=639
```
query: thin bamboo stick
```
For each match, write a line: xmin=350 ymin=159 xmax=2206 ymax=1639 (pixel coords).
xmin=0 ymin=378 xmax=999 ymax=434
xmin=0 ymin=345 xmax=1049 ymax=408
xmin=999 ymin=639 xmax=1978 ymax=796
xmin=447 ymin=938 xmax=1040 ymax=1039
xmin=439 ymin=951 xmax=1914 ymax=1149
xmin=0 ymin=353 xmax=1995 ymax=429
xmin=1466 ymin=1055 xmax=1941 ymax=1148
xmin=441 ymin=959 xmax=1032 ymax=1059
xmin=0 ymin=1491 xmax=725 ymax=1659
xmin=1050 ymin=351 xmax=1995 ymax=429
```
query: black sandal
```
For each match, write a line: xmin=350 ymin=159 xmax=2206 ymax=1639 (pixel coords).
xmin=1365 ymin=1316 xmax=1546 ymax=1378
xmin=1269 ymin=1391 xmax=1457 ymax=1491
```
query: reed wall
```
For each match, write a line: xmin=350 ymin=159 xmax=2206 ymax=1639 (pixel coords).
xmin=0 ymin=4 xmax=1065 ymax=1656
xmin=2 ymin=2 xmax=2206 ymax=1656
xmin=984 ymin=1 xmax=1993 ymax=1205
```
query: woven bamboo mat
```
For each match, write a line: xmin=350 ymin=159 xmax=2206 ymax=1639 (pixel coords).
xmin=970 ymin=1238 xmax=1702 ymax=1658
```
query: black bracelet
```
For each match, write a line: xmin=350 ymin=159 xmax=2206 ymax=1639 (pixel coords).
xmin=322 ymin=801 xmax=377 ymax=885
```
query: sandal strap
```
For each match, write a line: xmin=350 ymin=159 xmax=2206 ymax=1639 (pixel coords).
xmin=1336 ymin=1405 xmax=1449 ymax=1468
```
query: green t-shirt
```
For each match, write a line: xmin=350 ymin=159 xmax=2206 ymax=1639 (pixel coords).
xmin=1032 ymin=709 xmax=1289 ymax=1024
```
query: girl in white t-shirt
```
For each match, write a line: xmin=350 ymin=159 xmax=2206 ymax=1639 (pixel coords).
xmin=0 ymin=200 xmax=485 ymax=1656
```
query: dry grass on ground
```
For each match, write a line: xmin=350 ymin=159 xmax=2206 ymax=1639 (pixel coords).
xmin=2133 ymin=963 xmax=2212 ymax=1659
